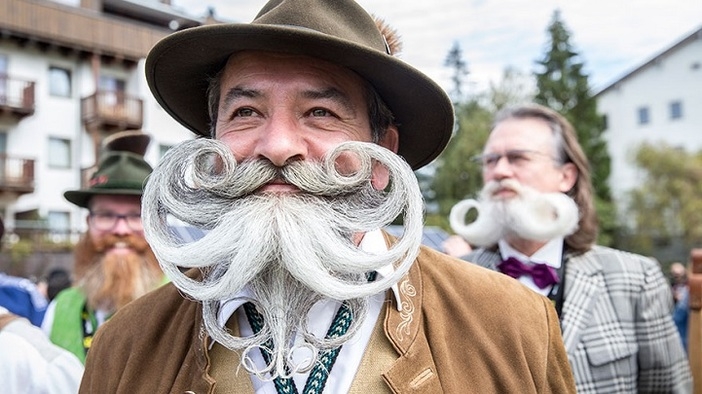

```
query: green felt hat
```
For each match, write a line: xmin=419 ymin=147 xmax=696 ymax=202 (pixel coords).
xmin=64 ymin=131 xmax=153 ymax=208
xmin=145 ymin=0 xmax=454 ymax=170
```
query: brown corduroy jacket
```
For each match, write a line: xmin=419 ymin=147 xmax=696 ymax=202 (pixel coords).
xmin=80 ymin=245 xmax=575 ymax=393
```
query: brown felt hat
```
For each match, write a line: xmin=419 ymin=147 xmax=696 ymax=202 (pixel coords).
xmin=64 ymin=131 xmax=153 ymax=208
xmin=145 ymin=0 xmax=454 ymax=170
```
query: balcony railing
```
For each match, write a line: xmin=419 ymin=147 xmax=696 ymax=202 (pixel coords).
xmin=81 ymin=91 xmax=143 ymax=130
xmin=0 ymin=0 xmax=171 ymax=61
xmin=0 ymin=74 xmax=35 ymax=117
xmin=0 ymin=154 xmax=35 ymax=194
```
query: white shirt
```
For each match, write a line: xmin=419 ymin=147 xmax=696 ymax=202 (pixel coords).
xmin=498 ymin=237 xmax=564 ymax=296
xmin=0 ymin=307 xmax=84 ymax=394
xmin=216 ymin=229 xmax=401 ymax=394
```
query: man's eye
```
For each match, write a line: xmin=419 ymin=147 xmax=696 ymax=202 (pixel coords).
xmin=507 ymin=153 xmax=529 ymax=163
xmin=310 ymin=108 xmax=332 ymax=117
xmin=483 ymin=155 xmax=499 ymax=166
xmin=234 ymin=108 xmax=255 ymax=117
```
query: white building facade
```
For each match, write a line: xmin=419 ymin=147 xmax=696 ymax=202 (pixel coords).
xmin=596 ymin=26 xmax=702 ymax=214
xmin=0 ymin=0 xmax=211 ymax=239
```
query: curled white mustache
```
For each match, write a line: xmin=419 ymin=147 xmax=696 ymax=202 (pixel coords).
xmin=142 ymin=139 xmax=424 ymax=378
xmin=143 ymin=139 xmax=423 ymax=302
xmin=449 ymin=179 xmax=579 ymax=246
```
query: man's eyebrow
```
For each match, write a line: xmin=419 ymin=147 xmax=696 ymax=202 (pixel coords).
xmin=301 ymin=87 xmax=356 ymax=115
xmin=221 ymin=86 xmax=260 ymax=110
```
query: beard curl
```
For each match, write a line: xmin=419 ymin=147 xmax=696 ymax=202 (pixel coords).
xmin=450 ymin=179 xmax=580 ymax=247
xmin=142 ymin=138 xmax=423 ymax=379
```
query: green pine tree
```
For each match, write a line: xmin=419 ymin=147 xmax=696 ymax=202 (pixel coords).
xmin=444 ymin=41 xmax=470 ymax=104
xmin=534 ymin=10 xmax=616 ymax=246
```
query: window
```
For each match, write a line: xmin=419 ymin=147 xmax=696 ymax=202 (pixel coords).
xmin=48 ymin=137 xmax=71 ymax=168
xmin=99 ymin=75 xmax=126 ymax=106
xmin=47 ymin=211 xmax=70 ymax=242
xmin=637 ymin=106 xmax=650 ymax=125
xmin=670 ymin=101 xmax=683 ymax=120
xmin=602 ymin=114 xmax=608 ymax=130
xmin=49 ymin=66 xmax=72 ymax=97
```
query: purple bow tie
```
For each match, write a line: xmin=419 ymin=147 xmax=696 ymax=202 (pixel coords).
xmin=497 ymin=257 xmax=560 ymax=289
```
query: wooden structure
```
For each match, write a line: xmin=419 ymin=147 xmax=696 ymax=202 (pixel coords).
xmin=689 ymin=248 xmax=702 ymax=392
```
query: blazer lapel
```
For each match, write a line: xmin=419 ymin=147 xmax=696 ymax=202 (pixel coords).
xmin=560 ymin=250 xmax=604 ymax=355
xmin=382 ymin=252 xmax=443 ymax=393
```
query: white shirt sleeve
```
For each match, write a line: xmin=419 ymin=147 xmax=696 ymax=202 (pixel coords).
xmin=0 ymin=316 xmax=83 ymax=394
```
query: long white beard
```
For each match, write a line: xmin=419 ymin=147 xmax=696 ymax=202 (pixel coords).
xmin=142 ymin=138 xmax=423 ymax=379
xmin=450 ymin=179 xmax=579 ymax=247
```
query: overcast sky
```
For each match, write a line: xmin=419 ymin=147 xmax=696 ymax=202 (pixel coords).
xmin=173 ymin=0 xmax=702 ymax=95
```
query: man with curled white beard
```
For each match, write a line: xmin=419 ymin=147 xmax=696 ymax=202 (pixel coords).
xmin=80 ymin=1 xmax=576 ymax=393
xmin=451 ymin=103 xmax=691 ymax=393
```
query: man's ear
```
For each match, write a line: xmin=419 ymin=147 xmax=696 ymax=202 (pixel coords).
xmin=371 ymin=126 xmax=400 ymax=190
xmin=378 ymin=125 xmax=399 ymax=153
xmin=558 ymin=162 xmax=578 ymax=193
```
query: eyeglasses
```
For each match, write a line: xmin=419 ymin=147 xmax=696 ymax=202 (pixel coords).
xmin=88 ymin=211 xmax=143 ymax=231
xmin=474 ymin=149 xmax=558 ymax=170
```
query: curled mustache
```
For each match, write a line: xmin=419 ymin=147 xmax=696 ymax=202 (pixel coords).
xmin=142 ymin=139 xmax=424 ymax=378
xmin=143 ymin=139 xmax=422 ymax=302
xmin=450 ymin=179 xmax=579 ymax=246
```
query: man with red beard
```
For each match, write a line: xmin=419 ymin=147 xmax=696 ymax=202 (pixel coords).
xmin=80 ymin=1 xmax=577 ymax=393
xmin=41 ymin=131 xmax=164 ymax=364
xmin=451 ymin=104 xmax=691 ymax=393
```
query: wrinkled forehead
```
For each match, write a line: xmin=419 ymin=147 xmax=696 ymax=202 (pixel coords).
xmin=221 ymin=50 xmax=368 ymax=88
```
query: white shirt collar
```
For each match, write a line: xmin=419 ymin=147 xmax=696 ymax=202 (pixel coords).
xmin=217 ymin=229 xmax=403 ymax=328
xmin=498 ymin=237 xmax=564 ymax=269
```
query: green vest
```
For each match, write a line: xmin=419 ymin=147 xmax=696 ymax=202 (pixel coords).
xmin=49 ymin=287 xmax=96 ymax=364
xmin=49 ymin=276 xmax=168 ymax=364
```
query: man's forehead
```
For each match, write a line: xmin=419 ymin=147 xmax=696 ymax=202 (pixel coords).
xmin=485 ymin=117 xmax=554 ymax=152
xmin=222 ymin=50 xmax=366 ymax=86
xmin=89 ymin=195 xmax=142 ymax=210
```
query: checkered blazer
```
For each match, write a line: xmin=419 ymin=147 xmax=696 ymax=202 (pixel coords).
xmin=465 ymin=245 xmax=692 ymax=393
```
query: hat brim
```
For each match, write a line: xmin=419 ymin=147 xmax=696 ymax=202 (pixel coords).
xmin=146 ymin=23 xmax=454 ymax=170
xmin=64 ymin=189 xmax=143 ymax=209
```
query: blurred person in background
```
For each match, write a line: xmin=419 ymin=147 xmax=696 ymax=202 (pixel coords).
xmin=670 ymin=262 xmax=689 ymax=352
xmin=451 ymin=103 xmax=691 ymax=393
xmin=0 ymin=217 xmax=48 ymax=327
xmin=0 ymin=215 xmax=82 ymax=393
xmin=0 ymin=306 xmax=83 ymax=393
xmin=41 ymin=131 xmax=164 ymax=364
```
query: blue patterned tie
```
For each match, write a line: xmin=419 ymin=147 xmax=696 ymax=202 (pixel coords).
xmin=243 ymin=271 xmax=377 ymax=394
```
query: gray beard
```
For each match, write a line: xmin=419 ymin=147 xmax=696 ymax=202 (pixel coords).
xmin=142 ymin=139 xmax=424 ymax=379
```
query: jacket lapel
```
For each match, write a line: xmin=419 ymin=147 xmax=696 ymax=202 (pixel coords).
xmin=560 ymin=250 xmax=604 ymax=354
xmin=382 ymin=253 xmax=443 ymax=393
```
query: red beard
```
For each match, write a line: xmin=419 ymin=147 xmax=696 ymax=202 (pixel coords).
xmin=73 ymin=234 xmax=163 ymax=313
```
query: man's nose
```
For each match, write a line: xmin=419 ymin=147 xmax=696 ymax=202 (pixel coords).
xmin=486 ymin=155 xmax=514 ymax=180
xmin=253 ymin=116 xmax=307 ymax=167
xmin=111 ymin=216 xmax=133 ymax=236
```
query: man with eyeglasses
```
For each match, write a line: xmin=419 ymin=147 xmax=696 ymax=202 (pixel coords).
xmin=41 ymin=131 xmax=164 ymax=364
xmin=450 ymin=103 xmax=691 ymax=393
